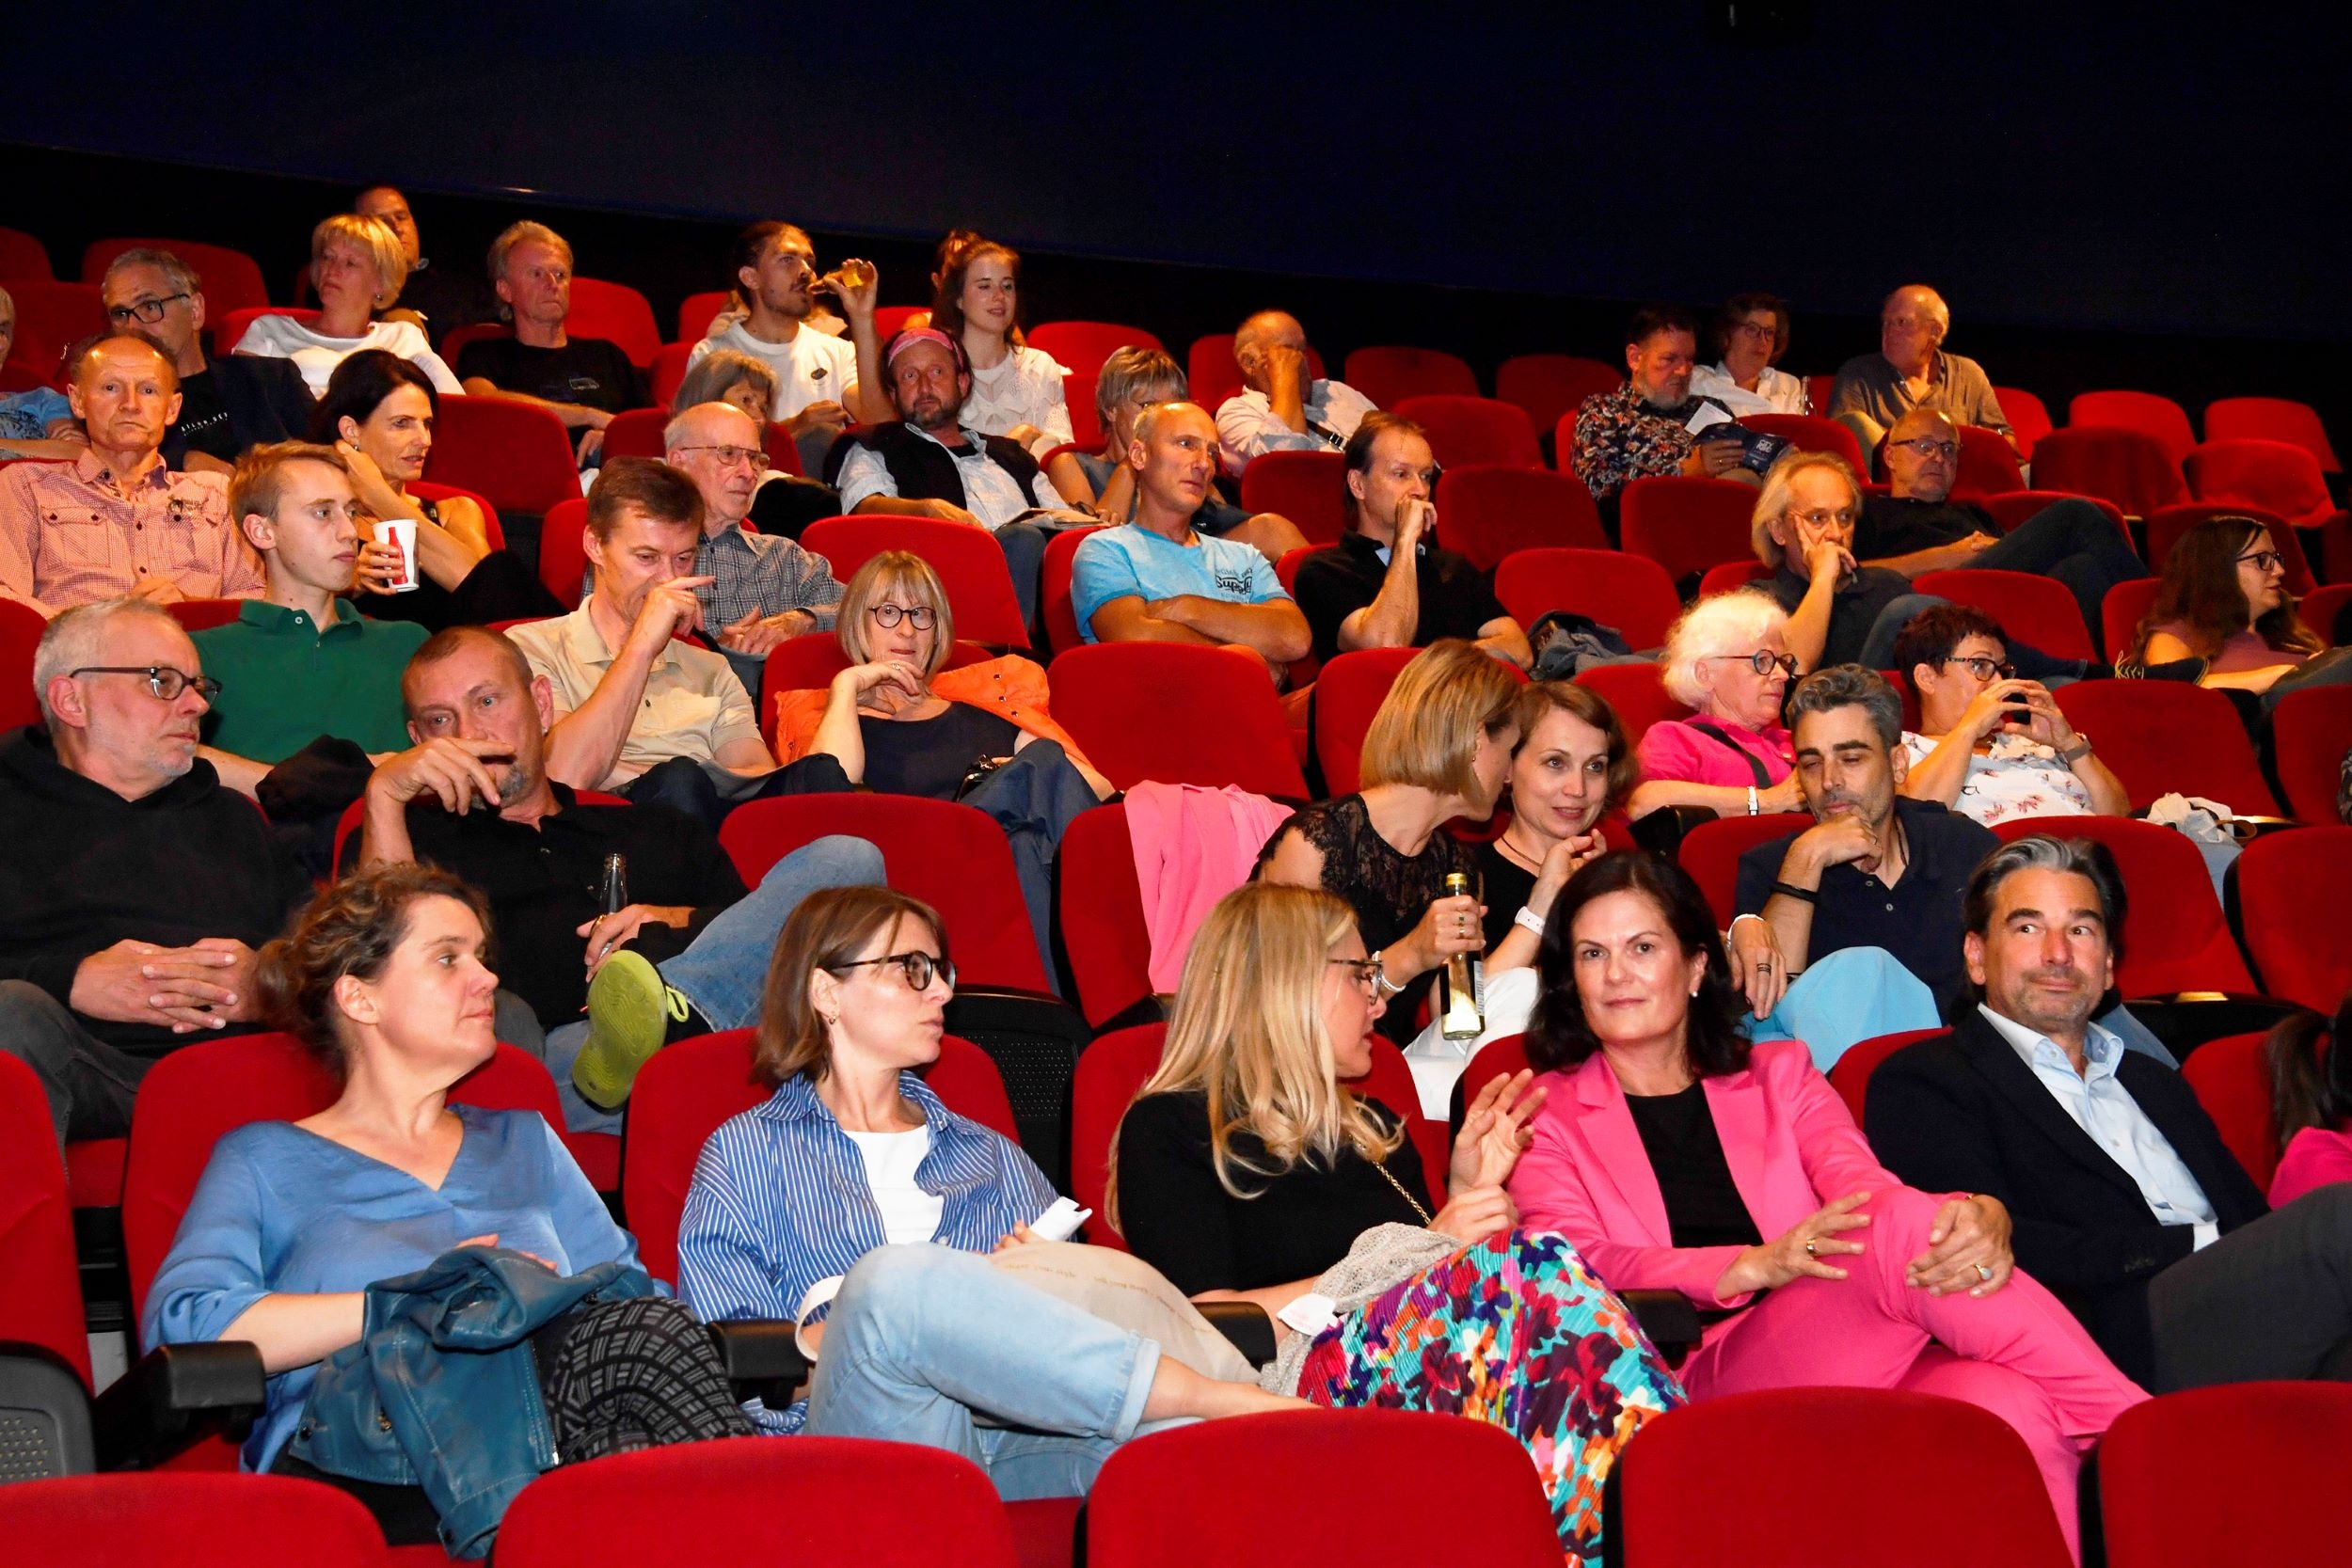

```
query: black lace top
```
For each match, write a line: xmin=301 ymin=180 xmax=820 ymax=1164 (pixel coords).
xmin=1265 ymin=794 xmax=1477 ymax=1044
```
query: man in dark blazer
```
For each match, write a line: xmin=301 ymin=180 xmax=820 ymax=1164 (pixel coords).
xmin=1867 ymin=832 xmax=2352 ymax=1390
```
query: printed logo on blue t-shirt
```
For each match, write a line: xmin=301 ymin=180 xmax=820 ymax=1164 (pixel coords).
xmin=1215 ymin=568 xmax=1252 ymax=596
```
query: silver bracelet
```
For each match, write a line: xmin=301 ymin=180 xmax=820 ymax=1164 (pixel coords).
xmin=1513 ymin=905 xmax=1548 ymax=938
xmin=1746 ymin=784 xmax=1759 ymax=816
xmin=1368 ymin=949 xmax=1406 ymax=995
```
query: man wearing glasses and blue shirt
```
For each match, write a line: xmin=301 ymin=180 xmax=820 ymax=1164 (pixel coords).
xmin=100 ymin=248 xmax=314 ymax=475
xmin=0 ymin=597 xmax=310 ymax=1144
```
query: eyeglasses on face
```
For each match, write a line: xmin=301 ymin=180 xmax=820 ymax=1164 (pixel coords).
xmin=673 ymin=444 xmax=765 ymax=469
xmin=1729 ymin=320 xmax=1777 ymax=341
xmin=868 ymin=603 xmax=937 ymax=630
xmin=1887 ymin=437 xmax=1959 ymax=460
xmin=1708 ymin=650 xmax=1799 ymax=678
xmin=69 ymin=665 xmax=221 ymax=702
xmin=2236 ymin=549 xmax=2285 ymax=573
xmin=1942 ymin=655 xmax=2016 ymax=682
xmin=105 ymin=293 xmax=192 ymax=325
xmin=1791 ymin=507 xmax=1857 ymax=530
xmin=828 ymin=951 xmax=955 ymax=992
xmin=1327 ymin=957 xmax=1384 ymax=997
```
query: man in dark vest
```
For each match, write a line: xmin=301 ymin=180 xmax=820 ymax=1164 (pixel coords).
xmin=828 ymin=328 xmax=1086 ymax=625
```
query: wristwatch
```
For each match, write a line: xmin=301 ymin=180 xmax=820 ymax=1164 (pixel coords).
xmin=2057 ymin=732 xmax=2093 ymax=765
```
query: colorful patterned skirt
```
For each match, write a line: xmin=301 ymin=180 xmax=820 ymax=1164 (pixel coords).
xmin=1292 ymin=1229 xmax=1687 ymax=1563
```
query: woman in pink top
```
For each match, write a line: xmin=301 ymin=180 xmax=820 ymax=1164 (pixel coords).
xmin=2265 ymin=996 xmax=2352 ymax=1208
xmin=1506 ymin=850 xmax=2143 ymax=1555
xmin=1629 ymin=590 xmax=1804 ymax=820
xmin=2130 ymin=515 xmax=2324 ymax=694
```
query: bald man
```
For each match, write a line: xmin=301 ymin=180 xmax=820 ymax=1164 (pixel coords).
xmin=1214 ymin=309 xmax=1377 ymax=477
xmin=0 ymin=337 xmax=261 ymax=617
xmin=1827 ymin=285 xmax=2011 ymax=452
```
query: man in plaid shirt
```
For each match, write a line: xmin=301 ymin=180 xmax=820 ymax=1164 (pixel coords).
xmin=1571 ymin=304 xmax=1759 ymax=530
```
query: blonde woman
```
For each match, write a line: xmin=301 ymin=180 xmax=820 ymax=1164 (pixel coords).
xmin=236 ymin=214 xmax=461 ymax=398
xmin=1262 ymin=640 xmax=1519 ymax=1043
xmin=1109 ymin=882 xmax=1684 ymax=1559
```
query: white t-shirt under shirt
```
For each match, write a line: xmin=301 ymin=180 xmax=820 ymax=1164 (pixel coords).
xmin=845 ymin=1124 xmax=944 ymax=1245
xmin=960 ymin=344 xmax=1074 ymax=459
xmin=1899 ymin=730 xmax=2093 ymax=829
xmin=687 ymin=322 xmax=861 ymax=420
xmin=233 ymin=316 xmax=463 ymax=399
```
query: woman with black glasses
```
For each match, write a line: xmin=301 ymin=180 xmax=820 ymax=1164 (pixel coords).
xmin=1628 ymin=590 xmax=1805 ymax=821
xmin=2128 ymin=515 xmax=2334 ymax=699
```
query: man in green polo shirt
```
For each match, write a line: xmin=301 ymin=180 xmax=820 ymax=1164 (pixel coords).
xmin=194 ymin=441 xmax=427 ymax=797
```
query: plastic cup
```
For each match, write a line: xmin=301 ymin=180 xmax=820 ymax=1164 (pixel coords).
xmin=379 ymin=517 xmax=421 ymax=593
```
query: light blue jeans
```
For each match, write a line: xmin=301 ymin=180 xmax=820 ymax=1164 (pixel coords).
xmin=543 ymin=834 xmax=885 ymax=1132
xmin=804 ymin=1244 xmax=1178 ymax=1498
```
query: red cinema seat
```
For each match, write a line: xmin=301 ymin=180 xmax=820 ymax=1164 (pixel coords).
xmin=8 ymin=280 xmax=107 ymax=372
xmin=423 ymin=396 xmax=583 ymax=519
xmin=1988 ymin=816 xmax=2256 ymax=995
xmin=2050 ymin=679 xmax=2280 ymax=816
xmin=1057 ymin=802 xmax=1156 ymax=1029
xmin=1572 ymin=661 xmax=1692 ymax=749
xmin=717 ymin=795 xmax=1053 ymax=992
xmin=0 ymin=1472 xmax=388 ymax=1568
xmin=407 ymin=481 xmax=509 ymax=550
xmin=539 ymin=496 xmax=590 ymax=607
xmin=1912 ymin=567 xmax=2098 ymax=661
xmin=1063 ymin=372 xmax=1103 ymax=450
xmin=1237 ymin=450 xmax=1348 ymax=546
xmin=1313 ymin=647 xmax=1422 ymax=799
xmin=213 ymin=306 xmax=318 ymax=356
xmin=1613 ymin=1388 xmax=2071 ymax=1568
xmin=2178 ymin=1031 xmax=2282 ymax=1190
xmin=1495 ymin=355 xmax=1622 ymax=451
xmin=0 ymin=1052 xmax=91 ymax=1390
xmin=1952 ymin=425 xmax=2026 ymax=499
xmin=1050 ymin=642 xmax=1308 ymax=797
xmin=1433 ymin=467 xmax=1606 ymax=569
xmin=2070 ymin=389 xmax=2197 ymax=465
xmin=1041 ymin=524 xmax=1105 ymax=656
xmin=1 ymin=596 xmax=49 ymax=732
xmin=2303 ymin=583 xmax=2352 ymax=642
xmin=1392 ymin=395 xmax=1541 ymax=470
xmin=1994 ymin=386 xmax=2053 ymax=462
xmin=2235 ymin=827 xmax=2352 ymax=1012
xmin=1676 ymin=814 xmax=1812 ymax=928
xmin=1828 ymin=1028 xmax=1951 ymax=1126
xmin=1496 ymin=547 xmax=1680 ymax=650
xmin=1028 ymin=320 xmax=1163 ymax=376
xmin=1343 ymin=345 xmax=1478 ymax=408
xmin=758 ymin=632 xmax=993 ymax=748
xmin=2272 ymin=688 xmax=2352 ymax=824
xmin=82 ymin=239 xmax=272 ymax=317
xmin=164 ymin=599 xmax=245 ymax=634
xmin=674 ymin=290 xmax=732 ymax=343
xmin=799 ymin=515 xmax=1029 ymax=648
xmin=1978 ymin=489 xmax=2131 ymax=545
xmin=648 ymin=341 xmax=693 ymax=409
xmin=1185 ymin=333 xmax=1322 ymax=417
xmin=2183 ymin=438 xmax=2344 ymax=531
xmin=624 ymin=1027 xmax=1017 ymax=1285
xmin=1743 ymin=412 xmax=1865 ymax=474
xmin=0 ymin=226 xmax=52 ymax=280
xmin=2099 ymin=578 xmax=2161 ymax=663
xmin=2204 ymin=396 xmax=2342 ymax=473
xmin=1620 ymin=476 xmax=1762 ymax=588
xmin=439 ymin=322 xmax=509 ymax=367
xmin=2097 ymin=1383 xmax=2352 ymax=1568
xmin=2147 ymin=502 xmax=2316 ymax=596
xmin=1067 ymin=1021 xmax=1168 ymax=1250
xmin=1697 ymin=560 xmax=1772 ymax=598
xmin=564 ymin=277 xmax=662 ymax=369
xmin=1454 ymin=1033 xmax=1531 ymax=1121
xmin=2029 ymin=427 xmax=2187 ymax=518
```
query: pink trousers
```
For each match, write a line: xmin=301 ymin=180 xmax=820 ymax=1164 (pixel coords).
xmin=1683 ymin=1185 xmax=2147 ymax=1559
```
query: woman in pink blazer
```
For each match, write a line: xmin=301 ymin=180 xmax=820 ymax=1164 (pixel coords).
xmin=1506 ymin=850 xmax=2143 ymax=1558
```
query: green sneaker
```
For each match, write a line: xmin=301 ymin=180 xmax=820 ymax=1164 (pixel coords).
xmin=572 ymin=952 xmax=690 ymax=1111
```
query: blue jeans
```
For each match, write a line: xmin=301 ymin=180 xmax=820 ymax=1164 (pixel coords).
xmin=803 ymin=1244 xmax=1174 ymax=1499
xmin=1746 ymin=946 xmax=1941 ymax=1070
xmin=542 ymin=834 xmax=885 ymax=1132
xmin=1973 ymin=498 xmax=2148 ymax=638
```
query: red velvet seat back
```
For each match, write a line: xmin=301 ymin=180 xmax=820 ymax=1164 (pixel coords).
xmin=2099 ymin=1383 xmax=2352 ymax=1568
xmin=1827 ymin=1028 xmax=1951 ymax=1127
xmin=1676 ymin=814 xmax=1813 ymax=929
xmin=1496 ymin=546 xmax=1678 ymax=648
xmin=1620 ymin=475 xmax=1762 ymax=586
xmin=0 ymin=1052 xmax=92 ymax=1387
xmin=2050 ymin=679 xmax=2279 ymax=816
xmin=1394 ymin=396 xmax=1542 ymax=470
xmin=1572 ymin=660 xmax=1692 ymax=749
xmin=1343 ymin=345 xmax=1479 ymax=408
xmin=1912 ymin=566 xmax=2097 ymax=661
xmin=2235 ymin=827 xmax=2352 ymax=1013
xmin=799 ymin=515 xmax=1029 ymax=648
xmin=1057 ymin=802 xmax=1155 ymax=1029
xmin=423 ymin=396 xmax=581 ymax=518
xmin=1051 ymin=642 xmax=1308 ymax=797
xmin=1495 ymin=354 xmax=1621 ymax=448
xmin=1988 ymin=816 xmax=2256 ymax=995
xmin=2070 ymin=389 xmax=2197 ymax=464
xmin=0 ymin=1472 xmax=388 ymax=1568
xmin=1236 ymin=450 xmax=1348 ymax=546
xmin=2030 ymin=426 xmax=2187 ymax=518
xmin=1434 ymin=467 xmax=1606 ymax=569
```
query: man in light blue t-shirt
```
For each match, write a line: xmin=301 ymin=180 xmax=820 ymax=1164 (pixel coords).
xmin=1069 ymin=404 xmax=1311 ymax=689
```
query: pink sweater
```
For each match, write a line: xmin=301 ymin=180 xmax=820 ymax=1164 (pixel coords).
xmin=2269 ymin=1126 xmax=2352 ymax=1209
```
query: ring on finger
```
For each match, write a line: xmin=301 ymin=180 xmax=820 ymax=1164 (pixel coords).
xmin=1975 ymin=1262 xmax=1994 ymax=1282
xmin=1803 ymin=1239 xmax=1819 ymax=1258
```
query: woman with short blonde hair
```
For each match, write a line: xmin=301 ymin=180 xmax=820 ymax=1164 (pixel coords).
xmin=236 ymin=213 xmax=460 ymax=398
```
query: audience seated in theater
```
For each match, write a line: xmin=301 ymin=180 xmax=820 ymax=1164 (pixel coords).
xmin=189 ymin=442 xmax=426 ymax=800
xmin=1826 ymin=285 xmax=2011 ymax=452
xmin=1215 ymin=309 xmax=1376 ymax=478
xmin=1627 ymin=591 xmax=1804 ymax=822
xmin=667 ymin=350 xmax=841 ymax=538
xmin=1110 ymin=880 xmax=1683 ymax=1558
xmin=684 ymin=221 xmax=887 ymax=473
xmin=2127 ymin=515 xmax=2335 ymax=698
xmin=1894 ymin=605 xmax=2129 ymax=828
xmin=1688 ymin=292 xmax=1810 ymax=417
xmin=235 ymin=214 xmax=461 ymax=398
xmin=1070 ymin=403 xmax=1311 ymax=687
xmin=144 ymin=863 xmax=759 ymax=1550
xmin=2265 ymin=994 xmax=2352 ymax=1208
xmin=1075 ymin=347 xmax=1306 ymax=561
xmin=1262 ymin=641 xmax=1515 ymax=1043
xmin=676 ymin=884 xmax=1300 ymax=1481
xmin=0 ymin=337 xmax=262 ymax=616
xmin=1571 ymin=304 xmax=1758 ymax=525
xmin=455 ymin=222 xmax=650 ymax=469
xmin=833 ymin=327 xmax=1087 ymax=626
xmin=507 ymin=458 xmax=850 ymax=830
xmin=355 ymin=184 xmax=501 ymax=348
xmin=1508 ymin=849 xmax=2141 ymax=1556
xmin=1867 ymin=834 xmax=2352 ymax=1395
xmin=930 ymin=238 xmax=1089 ymax=505
xmin=351 ymin=625 xmax=879 ymax=1128
xmin=0 ymin=285 xmax=82 ymax=456
xmin=1292 ymin=411 xmax=1531 ymax=668
xmin=1865 ymin=407 xmax=2145 ymax=635
xmin=0 ymin=598 xmax=310 ymax=1145
xmin=310 ymin=351 xmax=562 ymax=630
xmin=100 ymin=248 xmax=313 ymax=475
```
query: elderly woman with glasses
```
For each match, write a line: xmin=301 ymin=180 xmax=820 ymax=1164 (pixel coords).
xmin=1629 ymin=591 xmax=1806 ymax=822
xmin=1689 ymin=292 xmax=1809 ymax=417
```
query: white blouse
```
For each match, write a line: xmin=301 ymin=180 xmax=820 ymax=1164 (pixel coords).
xmin=1690 ymin=362 xmax=1810 ymax=418
xmin=233 ymin=316 xmax=462 ymax=399
xmin=844 ymin=1124 xmax=945 ymax=1245
xmin=960 ymin=343 xmax=1074 ymax=457
xmin=1901 ymin=730 xmax=2093 ymax=829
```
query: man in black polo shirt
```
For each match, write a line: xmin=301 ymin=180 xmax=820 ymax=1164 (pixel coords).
xmin=454 ymin=222 xmax=648 ymax=467
xmin=349 ymin=626 xmax=881 ymax=1132
xmin=1292 ymin=412 xmax=1531 ymax=669
xmin=101 ymin=248 xmax=313 ymax=474
xmin=1733 ymin=665 xmax=1994 ymax=1013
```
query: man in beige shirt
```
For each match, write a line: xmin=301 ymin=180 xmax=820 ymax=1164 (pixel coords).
xmin=0 ymin=337 xmax=263 ymax=617
xmin=507 ymin=457 xmax=846 ymax=829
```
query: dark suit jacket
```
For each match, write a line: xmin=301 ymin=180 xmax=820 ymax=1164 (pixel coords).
xmin=163 ymin=355 xmax=315 ymax=467
xmin=1863 ymin=1007 xmax=2266 ymax=1386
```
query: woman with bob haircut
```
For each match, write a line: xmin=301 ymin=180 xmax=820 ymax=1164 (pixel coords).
xmin=1110 ymin=880 xmax=1685 ymax=1559
xmin=147 ymin=864 xmax=751 ymax=1548
xmin=237 ymin=214 xmax=461 ymax=398
xmin=1690 ymin=291 xmax=1809 ymax=418
xmin=2128 ymin=514 xmax=2337 ymax=699
xmin=1507 ymin=849 xmax=2144 ymax=1555
xmin=1262 ymin=640 xmax=1520 ymax=1044
xmin=1629 ymin=590 xmax=1805 ymax=822
xmin=676 ymin=884 xmax=1300 ymax=1490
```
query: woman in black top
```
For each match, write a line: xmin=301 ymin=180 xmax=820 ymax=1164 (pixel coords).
xmin=1107 ymin=881 xmax=1684 ymax=1560
xmin=1262 ymin=640 xmax=1519 ymax=1044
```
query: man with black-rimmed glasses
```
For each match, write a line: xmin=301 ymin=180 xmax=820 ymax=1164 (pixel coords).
xmin=100 ymin=247 xmax=314 ymax=474
xmin=0 ymin=597 xmax=309 ymax=1144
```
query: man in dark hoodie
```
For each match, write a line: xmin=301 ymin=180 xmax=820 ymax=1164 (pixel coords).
xmin=0 ymin=597 xmax=309 ymax=1144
